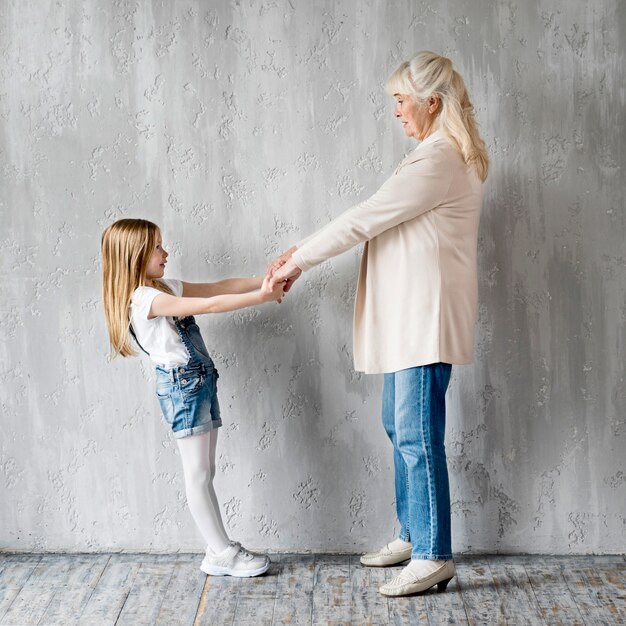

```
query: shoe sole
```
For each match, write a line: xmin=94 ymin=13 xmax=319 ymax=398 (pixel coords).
xmin=360 ymin=551 xmax=413 ymax=567
xmin=379 ymin=576 xmax=454 ymax=597
xmin=200 ymin=560 xmax=270 ymax=578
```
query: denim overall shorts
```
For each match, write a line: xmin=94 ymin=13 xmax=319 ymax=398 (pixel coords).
xmin=135 ymin=316 xmax=222 ymax=438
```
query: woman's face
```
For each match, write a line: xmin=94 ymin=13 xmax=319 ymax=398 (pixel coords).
xmin=146 ymin=230 xmax=168 ymax=281
xmin=393 ymin=94 xmax=438 ymax=141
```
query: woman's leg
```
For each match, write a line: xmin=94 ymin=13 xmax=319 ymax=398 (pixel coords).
xmin=394 ymin=363 xmax=452 ymax=560
xmin=177 ymin=431 xmax=230 ymax=554
xmin=381 ymin=372 xmax=410 ymax=540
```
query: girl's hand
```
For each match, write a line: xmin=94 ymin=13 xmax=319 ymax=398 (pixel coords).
xmin=261 ymin=275 xmax=286 ymax=303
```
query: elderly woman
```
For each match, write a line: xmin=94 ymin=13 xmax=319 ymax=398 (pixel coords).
xmin=269 ymin=51 xmax=488 ymax=597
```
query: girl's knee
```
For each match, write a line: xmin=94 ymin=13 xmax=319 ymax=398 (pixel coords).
xmin=185 ymin=465 xmax=212 ymax=488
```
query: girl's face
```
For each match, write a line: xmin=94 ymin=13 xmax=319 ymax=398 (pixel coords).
xmin=145 ymin=231 xmax=168 ymax=282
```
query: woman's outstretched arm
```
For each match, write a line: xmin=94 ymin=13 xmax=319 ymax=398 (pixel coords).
xmin=278 ymin=147 xmax=453 ymax=277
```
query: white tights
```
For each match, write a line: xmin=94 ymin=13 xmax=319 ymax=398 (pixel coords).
xmin=176 ymin=430 xmax=230 ymax=554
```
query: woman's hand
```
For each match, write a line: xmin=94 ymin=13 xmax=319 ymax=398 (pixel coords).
xmin=267 ymin=245 xmax=298 ymax=277
xmin=260 ymin=275 xmax=286 ymax=304
xmin=268 ymin=257 xmax=302 ymax=291
xmin=268 ymin=246 xmax=302 ymax=292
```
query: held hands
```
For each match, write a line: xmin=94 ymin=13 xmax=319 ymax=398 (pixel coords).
xmin=260 ymin=275 xmax=286 ymax=304
xmin=260 ymin=245 xmax=302 ymax=302
xmin=267 ymin=246 xmax=302 ymax=292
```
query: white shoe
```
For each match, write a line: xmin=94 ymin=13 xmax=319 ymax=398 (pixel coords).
xmin=379 ymin=560 xmax=455 ymax=596
xmin=360 ymin=541 xmax=413 ymax=567
xmin=200 ymin=542 xmax=270 ymax=577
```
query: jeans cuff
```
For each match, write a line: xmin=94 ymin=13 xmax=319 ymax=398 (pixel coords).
xmin=411 ymin=553 xmax=453 ymax=560
xmin=172 ymin=420 xmax=222 ymax=439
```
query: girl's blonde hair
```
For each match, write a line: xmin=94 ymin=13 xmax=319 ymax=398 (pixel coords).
xmin=385 ymin=51 xmax=489 ymax=182
xmin=101 ymin=218 xmax=173 ymax=357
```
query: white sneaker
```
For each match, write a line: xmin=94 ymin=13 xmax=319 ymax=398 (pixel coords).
xmin=200 ymin=542 xmax=270 ymax=577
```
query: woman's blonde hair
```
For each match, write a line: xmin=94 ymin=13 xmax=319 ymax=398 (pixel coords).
xmin=101 ymin=218 xmax=172 ymax=357
xmin=385 ymin=51 xmax=489 ymax=182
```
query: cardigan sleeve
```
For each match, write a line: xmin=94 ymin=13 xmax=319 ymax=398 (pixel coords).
xmin=292 ymin=144 xmax=454 ymax=272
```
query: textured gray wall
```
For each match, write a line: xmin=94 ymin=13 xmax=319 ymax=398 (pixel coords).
xmin=1 ymin=0 xmax=624 ymax=554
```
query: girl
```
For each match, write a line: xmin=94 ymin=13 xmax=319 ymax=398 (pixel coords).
xmin=101 ymin=218 xmax=285 ymax=577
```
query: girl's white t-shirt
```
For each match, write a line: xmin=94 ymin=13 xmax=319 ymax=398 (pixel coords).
xmin=129 ymin=278 xmax=189 ymax=368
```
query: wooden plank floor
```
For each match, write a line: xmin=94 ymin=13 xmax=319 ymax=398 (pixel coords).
xmin=0 ymin=554 xmax=623 ymax=625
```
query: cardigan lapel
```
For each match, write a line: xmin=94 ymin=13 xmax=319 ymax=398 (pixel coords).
xmin=394 ymin=129 xmax=445 ymax=173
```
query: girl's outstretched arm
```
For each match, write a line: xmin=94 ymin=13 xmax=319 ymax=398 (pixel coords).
xmin=182 ymin=277 xmax=263 ymax=298
xmin=150 ymin=277 xmax=283 ymax=319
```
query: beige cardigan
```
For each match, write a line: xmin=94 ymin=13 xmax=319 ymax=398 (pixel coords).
xmin=291 ymin=130 xmax=483 ymax=374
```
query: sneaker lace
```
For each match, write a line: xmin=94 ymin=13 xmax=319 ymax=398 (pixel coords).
xmin=228 ymin=542 xmax=252 ymax=559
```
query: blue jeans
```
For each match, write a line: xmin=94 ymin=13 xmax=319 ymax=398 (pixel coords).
xmin=382 ymin=363 xmax=453 ymax=560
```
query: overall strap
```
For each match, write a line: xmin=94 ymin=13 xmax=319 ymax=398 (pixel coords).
xmin=173 ymin=316 xmax=196 ymax=356
xmin=173 ymin=316 xmax=214 ymax=368
xmin=129 ymin=324 xmax=150 ymax=356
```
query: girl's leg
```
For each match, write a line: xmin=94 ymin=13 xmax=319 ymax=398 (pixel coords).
xmin=206 ymin=429 xmax=229 ymax=540
xmin=177 ymin=431 xmax=230 ymax=554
